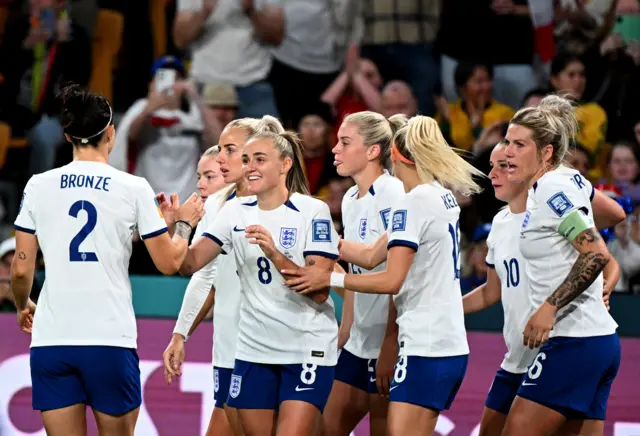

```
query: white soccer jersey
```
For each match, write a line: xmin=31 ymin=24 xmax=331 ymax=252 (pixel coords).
xmin=341 ymin=171 xmax=404 ymax=359
xmin=486 ymin=209 xmax=537 ymax=374
xmin=387 ymin=182 xmax=469 ymax=358
xmin=14 ymin=161 xmax=168 ymax=348
xmin=520 ymin=166 xmax=618 ymax=338
xmin=204 ymin=193 xmax=340 ymax=366
xmin=174 ymin=189 xmax=246 ymax=368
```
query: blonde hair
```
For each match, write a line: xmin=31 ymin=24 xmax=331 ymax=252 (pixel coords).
xmin=250 ymin=130 xmax=310 ymax=196
xmin=394 ymin=116 xmax=484 ymax=195
xmin=202 ymin=145 xmax=220 ymax=158
xmin=509 ymin=94 xmax=578 ymax=167
xmin=343 ymin=111 xmax=408 ymax=170
xmin=219 ymin=116 xmax=287 ymax=203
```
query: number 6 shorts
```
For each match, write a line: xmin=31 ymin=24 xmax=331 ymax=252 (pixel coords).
xmin=225 ymin=359 xmax=335 ymax=412
xmin=517 ymin=333 xmax=620 ymax=420
xmin=388 ymin=354 xmax=468 ymax=411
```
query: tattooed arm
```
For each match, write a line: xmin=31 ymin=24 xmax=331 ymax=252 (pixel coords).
xmin=546 ymin=228 xmax=611 ymax=309
xmin=11 ymin=231 xmax=39 ymax=311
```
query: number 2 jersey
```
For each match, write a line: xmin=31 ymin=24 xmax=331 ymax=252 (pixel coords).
xmin=341 ymin=171 xmax=404 ymax=359
xmin=204 ymin=193 xmax=340 ymax=366
xmin=387 ymin=182 xmax=469 ymax=358
xmin=14 ymin=161 xmax=168 ymax=348
xmin=486 ymin=209 xmax=537 ymax=374
xmin=521 ymin=166 xmax=617 ymax=338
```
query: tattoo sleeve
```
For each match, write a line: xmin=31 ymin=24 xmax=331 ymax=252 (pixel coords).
xmin=174 ymin=221 xmax=193 ymax=240
xmin=546 ymin=229 xmax=609 ymax=309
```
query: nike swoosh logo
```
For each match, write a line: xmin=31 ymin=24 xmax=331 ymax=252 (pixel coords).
xmin=389 ymin=385 xmax=398 ymax=391
xmin=295 ymin=385 xmax=314 ymax=392
xmin=522 ymin=381 xmax=536 ymax=386
xmin=233 ymin=226 xmax=246 ymax=232
xmin=369 ymin=377 xmax=376 ymax=383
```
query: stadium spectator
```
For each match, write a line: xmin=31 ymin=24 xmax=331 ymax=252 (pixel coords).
xmin=322 ymin=47 xmax=383 ymax=139
xmin=0 ymin=0 xmax=92 ymax=176
xmin=380 ymin=80 xmax=418 ymax=119
xmin=568 ymin=143 xmax=593 ymax=178
xmin=437 ymin=61 xmax=515 ymax=151
xmin=605 ymin=140 xmax=640 ymax=202
xmin=173 ymin=0 xmax=282 ymax=118
xmin=192 ymin=82 xmax=239 ymax=147
xmin=268 ymin=0 xmax=358 ymax=129
xmin=461 ymin=223 xmax=491 ymax=293
xmin=110 ymin=56 xmax=203 ymax=203
xmin=359 ymin=0 xmax=440 ymax=115
xmin=439 ymin=0 xmax=538 ymax=109
xmin=609 ymin=206 xmax=640 ymax=293
xmin=297 ymin=103 xmax=338 ymax=196
xmin=521 ymin=88 xmax=550 ymax=107
xmin=553 ymin=0 xmax=616 ymax=56
xmin=0 ymin=236 xmax=41 ymax=311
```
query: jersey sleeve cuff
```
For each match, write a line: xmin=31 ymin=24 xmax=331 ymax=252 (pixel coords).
xmin=590 ymin=185 xmax=595 ymax=201
xmin=141 ymin=227 xmax=168 ymax=240
xmin=14 ymin=224 xmax=36 ymax=234
xmin=303 ymin=250 xmax=339 ymax=260
xmin=388 ymin=239 xmax=418 ymax=251
xmin=202 ymin=232 xmax=227 ymax=255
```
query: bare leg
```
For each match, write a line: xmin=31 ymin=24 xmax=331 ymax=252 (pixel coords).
xmin=41 ymin=404 xmax=87 ymax=436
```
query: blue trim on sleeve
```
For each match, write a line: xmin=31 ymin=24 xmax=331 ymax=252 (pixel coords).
xmin=13 ymin=224 xmax=35 ymax=235
xmin=303 ymin=250 xmax=339 ymax=260
xmin=485 ymin=261 xmax=495 ymax=268
xmin=387 ymin=239 xmax=418 ymax=252
xmin=590 ymin=185 xmax=595 ymax=201
xmin=202 ymin=232 xmax=227 ymax=254
xmin=141 ymin=227 xmax=168 ymax=240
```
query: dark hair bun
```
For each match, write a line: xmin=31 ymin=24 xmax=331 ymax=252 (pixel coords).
xmin=58 ymin=83 xmax=112 ymax=146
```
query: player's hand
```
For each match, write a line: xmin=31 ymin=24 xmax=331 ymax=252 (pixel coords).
xmin=17 ymin=300 xmax=36 ymax=334
xmin=245 ymin=225 xmax=277 ymax=259
xmin=376 ymin=336 xmax=397 ymax=398
xmin=523 ymin=301 xmax=556 ymax=349
xmin=603 ymin=281 xmax=613 ymax=311
xmin=177 ymin=193 xmax=205 ymax=228
xmin=282 ymin=266 xmax=331 ymax=294
xmin=163 ymin=333 xmax=185 ymax=385
xmin=156 ymin=192 xmax=180 ymax=228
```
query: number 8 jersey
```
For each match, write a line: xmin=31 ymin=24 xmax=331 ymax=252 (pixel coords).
xmin=14 ymin=162 xmax=168 ymax=349
xmin=387 ymin=182 xmax=469 ymax=358
xmin=204 ymin=193 xmax=340 ymax=366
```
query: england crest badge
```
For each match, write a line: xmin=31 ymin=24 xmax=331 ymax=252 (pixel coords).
xmin=229 ymin=375 xmax=242 ymax=398
xmin=280 ymin=227 xmax=297 ymax=249
xmin=359 ymin=218 xmax=367 ymax=240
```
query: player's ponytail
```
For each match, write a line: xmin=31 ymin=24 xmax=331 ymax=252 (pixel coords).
xmin=279 ymin=131 xmax=310 ymax=196
xmin=395 ymin=116 xmax=484 ymax=196
xmin=59 ymin=83 xmax=112 ymax=148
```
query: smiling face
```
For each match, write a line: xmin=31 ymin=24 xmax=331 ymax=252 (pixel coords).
xmin=503 ymin=124 xmax=552 ymax=186
xmin=196 ymin=155 xmax=225 ymax=201
xmin=216 ymin=126 xmax=251 ymax=184
xmin=243 ymin=137 xmax=291 ymax=195
xmin=489 ymin=144 xmax=527 ymax=202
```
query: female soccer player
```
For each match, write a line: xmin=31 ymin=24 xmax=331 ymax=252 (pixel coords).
xmin=196 ymin=145 xmax=228 ymax=201
xmin=179 ymin=128 xmax=340 ymax=436
xmin=501 ymin=94 xmax=620 ymax=436
xmin=321 ymin=111 xmax=406 ymax=436
xmin=462 ymin=143 xmax=624 ymax=436
xmin=11 ymin=84 xmax=204 ymax=436
xmin=163 ymin=117 xmax=283 ymax=436
xmin=284 ymin=115 xmax=485 ymax=436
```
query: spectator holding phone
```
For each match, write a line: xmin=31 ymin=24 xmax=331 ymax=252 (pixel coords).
xmin=110 ymin=56 xmax=204 ymax=204
xmin=0 ymin=0 xmax=93 ymax=175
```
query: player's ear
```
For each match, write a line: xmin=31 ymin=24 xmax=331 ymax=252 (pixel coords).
xmin=281 ymin=156 xmax=293 ymax=175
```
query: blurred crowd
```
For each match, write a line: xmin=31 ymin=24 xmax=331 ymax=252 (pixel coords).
xmin=1 ymin=0 xmax=640 ymax=312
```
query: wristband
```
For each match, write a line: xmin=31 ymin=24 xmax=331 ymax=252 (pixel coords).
xmin=175 ymin=220 xmax=193 ymax=230
xmin=330 ymin=272 xmax=346 ymax=289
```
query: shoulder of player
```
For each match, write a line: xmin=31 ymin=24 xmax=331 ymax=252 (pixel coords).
xmin=289 ymin=193 xmax=328 ymax=215
xmin=533 ymin=168 xmax=582 ymax=198
xmin=374 ymin=174 xmax=405 ymax=201
xmin=491 ymin=207 xmax=512 ymax=226
xmin=343 ymin=185 xmax=359 ymax=203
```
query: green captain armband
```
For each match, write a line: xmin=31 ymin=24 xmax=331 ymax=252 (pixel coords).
xmin=557 ymin=209 xmax=592 ymax=242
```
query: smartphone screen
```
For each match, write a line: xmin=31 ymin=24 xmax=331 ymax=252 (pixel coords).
xmin=613 ymin=15 xmax=640 ymax=44
xmin=39 ymin=8 xmax=57 ymax=37
xmin=155 ymin=69 xmax=176 ymax=95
